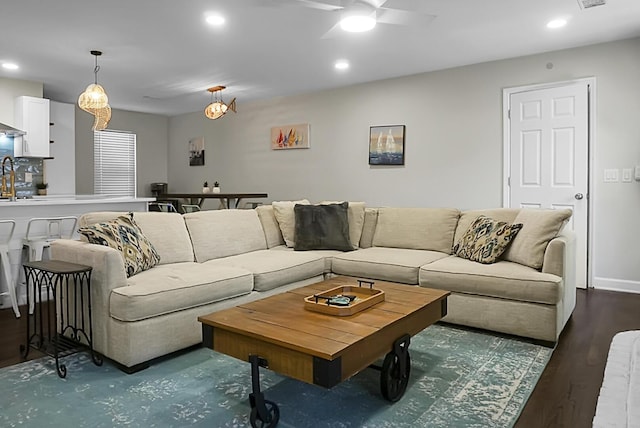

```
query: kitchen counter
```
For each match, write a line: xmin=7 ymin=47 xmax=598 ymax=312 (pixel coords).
xmin=0 ymin=195 xmax=155 ymax=312
xmin=0 ymin=195 xmax=155 ymax=206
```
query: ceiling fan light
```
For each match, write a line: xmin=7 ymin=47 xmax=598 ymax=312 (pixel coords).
xmin=340 ymin=14 xmax=376 ymax=32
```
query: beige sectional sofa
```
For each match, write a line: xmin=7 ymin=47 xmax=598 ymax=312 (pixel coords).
xmin=51 ymin=204 xmax=575 ymax=372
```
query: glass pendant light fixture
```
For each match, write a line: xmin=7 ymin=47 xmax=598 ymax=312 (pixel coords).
xmin=204 ymin=86 xmax=236 ymax=120
xmin=78 ymin=50 xmax=111 ymax=130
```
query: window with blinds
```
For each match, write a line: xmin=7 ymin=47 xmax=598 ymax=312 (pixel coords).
xmin=94 ymin=130 xmax=136 ymax=197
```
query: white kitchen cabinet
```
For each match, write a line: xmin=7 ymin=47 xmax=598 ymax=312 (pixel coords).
xmin=13 ymin=96 xmax=50 ymax=157
xmin=46 ymin=101 xmax=76 ymax=194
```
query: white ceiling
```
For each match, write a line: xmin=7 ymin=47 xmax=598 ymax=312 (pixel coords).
xmin=2 ymin=0 xmax=639 ymax=117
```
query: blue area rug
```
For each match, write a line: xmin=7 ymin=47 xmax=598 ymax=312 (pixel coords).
xmin=0 ymin=324 xmax=551 ymax=427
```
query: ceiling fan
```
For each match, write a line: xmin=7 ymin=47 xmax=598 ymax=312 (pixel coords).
xmin=258 ymin=0 xmax=436 ymax=35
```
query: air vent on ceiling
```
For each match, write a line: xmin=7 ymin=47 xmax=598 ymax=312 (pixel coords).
xmin=577 ymin=0 xmax=606 ymax=9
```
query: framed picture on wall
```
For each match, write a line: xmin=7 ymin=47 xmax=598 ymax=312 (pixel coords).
xmin=368 ymin=125 xmax=405 ymax=165
xmin=189 ymin=136 xmax=205 ymax=166
xmin=271 ymin=123 xmax=310 ymax=149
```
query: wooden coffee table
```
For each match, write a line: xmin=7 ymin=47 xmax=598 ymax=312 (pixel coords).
xmin=198 ymin=276 xmax=449 ymax=427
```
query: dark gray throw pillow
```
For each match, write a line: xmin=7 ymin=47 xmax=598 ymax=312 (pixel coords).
xmin=294 ymin=202 xmax=353 ymax=251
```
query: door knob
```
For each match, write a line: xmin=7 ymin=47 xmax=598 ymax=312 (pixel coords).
xmin=575 ymin=193 xmax=584 ymax=200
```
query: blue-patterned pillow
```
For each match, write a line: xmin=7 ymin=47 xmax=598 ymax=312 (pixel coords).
xmin=453 ymin=215 xmax=523 ymax=264
xmin=79 ymin=213 xmax=160 ymax=277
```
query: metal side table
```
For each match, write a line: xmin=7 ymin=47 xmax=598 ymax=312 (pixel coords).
xmin=20 ymin=260 xmax=103 ymax=378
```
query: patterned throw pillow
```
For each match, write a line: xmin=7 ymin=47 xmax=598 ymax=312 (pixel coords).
xmin=453 ymin=215 xmax=523 ymax=264
xmin=79 ymin=214 xmax=161 ymax=277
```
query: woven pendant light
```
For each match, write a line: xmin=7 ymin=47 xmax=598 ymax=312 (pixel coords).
xmin=78 ymin=50 xmax=111 ymax=130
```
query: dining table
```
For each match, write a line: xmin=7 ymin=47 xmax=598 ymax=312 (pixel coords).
xmin=157 ymin=192 xmax=268 ymax=209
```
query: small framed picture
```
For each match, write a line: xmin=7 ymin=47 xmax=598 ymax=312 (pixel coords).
xmin=189 ymin=136 xmax=205 ymax=166
xmin=368 ymin=125 xmax=405 ymax=165
xmin=271 ymin=123 xmax=310 ymax=150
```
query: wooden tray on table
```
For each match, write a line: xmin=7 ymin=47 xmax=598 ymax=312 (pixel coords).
xmin=304 ymin=279 xmax=385 ymax=316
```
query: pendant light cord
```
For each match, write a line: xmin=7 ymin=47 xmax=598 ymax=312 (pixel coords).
xmin=94 ymin=55 xmax=100 ymax=85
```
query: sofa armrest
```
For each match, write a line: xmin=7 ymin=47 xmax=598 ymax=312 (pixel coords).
xmin=542 ymin=230 xmax=575 ymax=279
xmin=50 ymin=239 xmax=128 ymax=355
xmin=542 ymin=230 xmax=576 ymax=335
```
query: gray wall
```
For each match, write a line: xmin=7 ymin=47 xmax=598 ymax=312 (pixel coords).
xmin=0 ymin=77 xmax=42 ymax=125
xmin=75 ymin=107 xmax=169 ymax=197
xmin=168 ymin=37 xmax=640 ymax=292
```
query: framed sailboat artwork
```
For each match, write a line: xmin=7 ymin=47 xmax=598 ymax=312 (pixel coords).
xmin=271 ymin=123 xmax=310 ymax=150
xmin=369 ymin=125 xmax=405 ymax=165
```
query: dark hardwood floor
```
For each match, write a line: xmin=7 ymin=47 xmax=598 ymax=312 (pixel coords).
xmin=516 ymin=288 xmax=640 ymax=427
xmin=2 ymin=289 xmax=639 ymax=427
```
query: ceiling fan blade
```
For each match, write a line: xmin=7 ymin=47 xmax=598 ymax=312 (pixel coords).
xmin=377 ymin=0 xmax=436 ymax=14
xmin=377 ymin=8 xmax=436 ymax=27
xmin=364 ymin=0 xmax=390 ymax=8
xmin=253 ymin=0 xmax=342 ymax=11
xmin=298 ymin=0 xmax=343 ymax=10
xmin=320 ymin=21 xmax=346 ymax=39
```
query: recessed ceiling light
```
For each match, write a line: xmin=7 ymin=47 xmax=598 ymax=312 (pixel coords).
xmin=206 ymin=14 xmax=225 ymax=26
xmin=335 ymin=60 xmax=349 ymax=70
xmin=340 ymin=15 xmax=376 ymax=32
xmin=2 ymin=63 xmax=19 ymax=70
xmin=547 ymin=18 xmax=567 ymax=29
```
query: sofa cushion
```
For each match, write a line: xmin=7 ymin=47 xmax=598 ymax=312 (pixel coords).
xmin=332 ymin=247 xmax=449 ymax=284
xmin=294 ymin=202 xmax=353 ymax=251
xmin=79 ymin=214 xmax=160 ymax=278
xmin=320 ymin=201 xmax=366 ymax=249
xmin=184 ymin=209 xmax=267 ymax=262
xmin=269 ymin=245 xmax=341 ymax=273
xmin=272 ymin=199 xmax=310 ymax=247
xmin=256 ymin=205 xmax=285 ymax=248
xmin=454 ymin=208 xmax=521 ymax=245
xmin=453 ymin=215 xmax=523 ymax=264
xmin=205 ymin=249 xmax=325 ymax=292
xmin=372 ymin=207 xmax=460 ymax=253
xmin=132 ymin=212 xmax=194 ymax=264
xmin=111 ymin=263 xmax=253 ymax=321
xmin=359 ymin=208 xmax=379 ymax=249
xmin=419 ymin=255 xmax=562 ymax=304
xmin=503 ymin=208 xmax=572 ymax=270
xmin=78 ymin=211 xmax=128 ymax=229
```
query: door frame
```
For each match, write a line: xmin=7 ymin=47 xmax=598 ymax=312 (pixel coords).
xmin=502 ymin=77 xmax=596 ymax=288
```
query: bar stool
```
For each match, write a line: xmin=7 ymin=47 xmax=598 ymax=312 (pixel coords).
xmin=149 ymin=202 xmax=178 ymax=212
xmin=0 ymin=220 xmax=20 ymax=318
xmin=181 ymin=204 xmax=201 ymax=213
xmin=23 ymin=216 xmax=78 ymax=262
xmin=22 ymin=216 xmax=78 ymax=314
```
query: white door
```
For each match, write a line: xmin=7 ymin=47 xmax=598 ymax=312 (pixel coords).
xmin=506 ymin=80 xmax=591 ymax=288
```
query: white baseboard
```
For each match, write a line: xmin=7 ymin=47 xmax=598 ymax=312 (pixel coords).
xmin=593 ymin=277 xmax=640 ymax=294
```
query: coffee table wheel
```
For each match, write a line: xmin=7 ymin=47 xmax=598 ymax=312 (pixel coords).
xmin=250 ymin=400 xmax=279 ymax=428
xmin=380 ymin=334 xmax=411 ymax=402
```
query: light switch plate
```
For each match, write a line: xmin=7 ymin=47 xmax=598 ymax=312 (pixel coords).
xmin=604 ymin=169 xmax=619 ymax=182
xmin=622 ymin=168 xmax=633 ymax=183
xmin=24 ymin=172 xmax=32 ymax=183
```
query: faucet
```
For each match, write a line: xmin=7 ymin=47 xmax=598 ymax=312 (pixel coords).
xmin=1 ymin=155 xmax=15 ymax=201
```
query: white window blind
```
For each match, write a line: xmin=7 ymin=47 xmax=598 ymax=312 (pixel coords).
xmin=94 ymin=130 xmax=136 ymax=197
